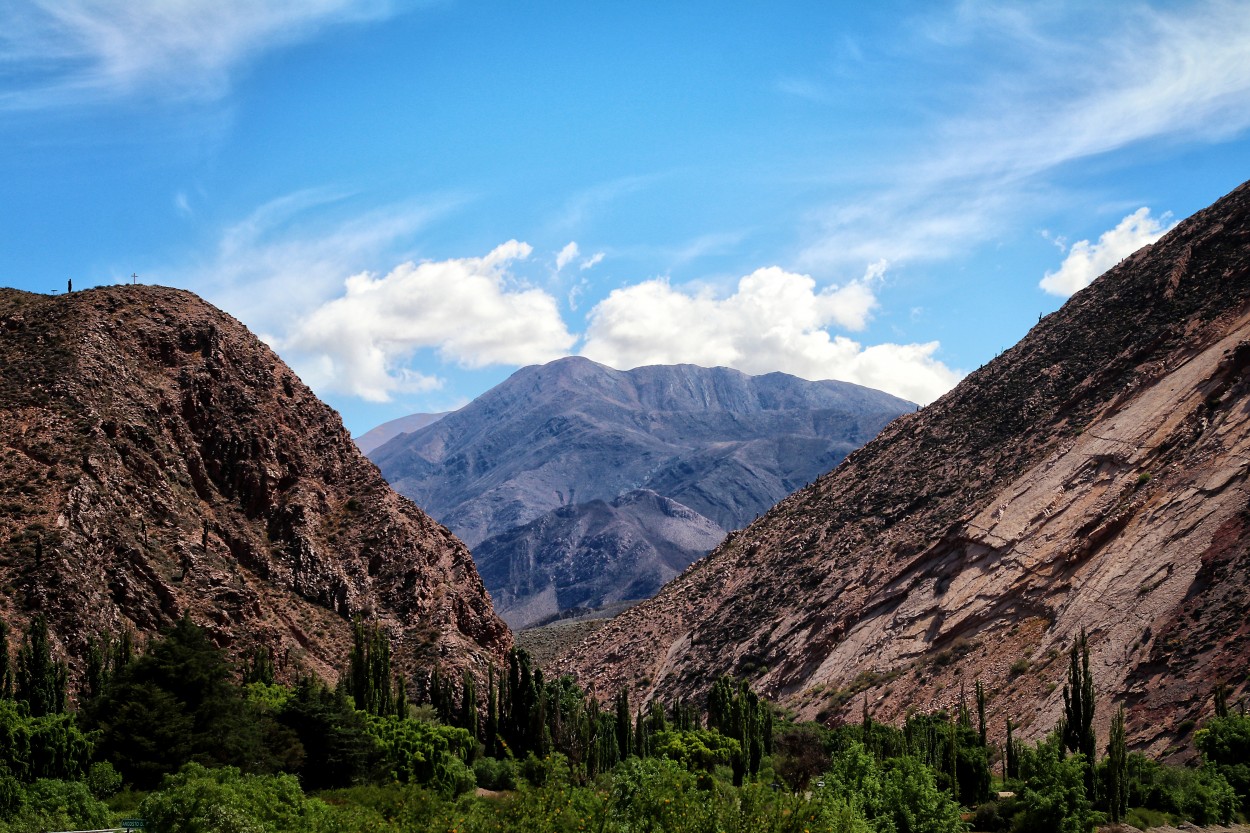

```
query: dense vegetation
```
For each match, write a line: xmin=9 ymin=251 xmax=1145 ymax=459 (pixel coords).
xmin=0 ymin=615 xmax=1244 ymax=832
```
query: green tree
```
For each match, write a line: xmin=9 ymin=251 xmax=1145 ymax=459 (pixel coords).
xmin=1125 ymin=752 xmax=1237 ymax=824
xmin=651 ymin=728 xmax=740 ymax=773
xmin=0 ymin=620 xmax=13 ymax=699
xmin=348 ymin=620 xmax=396 ymax=717
xmin=4 ymin=778 xmax=110 ymax=832
xmin=139 ymin=763 xmax=336 ymax=833
xmin=819 ymin=742 xmax=964 ymax=833
xmin=976 ymin=680 xmax=988 ymax=747
xmin=458 ymin=668 xmax=479 ymax=738
xmin=1014 ymin=732 xmax=1098 ymax=833
xmin=277 ymin=677 xmax=374 ymax=791
xmin=1105 ymin=704 xmax=1127 ymax=822
xmin=243 ymin=644 xmax=276 ymax=685
xmin=15 ymin=616 xmax=66 ymax=717
xmin=1006 ymin=718 xmax=1020 ymax=781
xmin=361 ymin=712 xmax=476 ymax=794
xmin=0 ymin=698 xmax=93 ymax=782
xmin=1194 ymin=709 xmax=1250 ymax=814
xmin=85 ymin=615 xmax=294 ymax=788
xmin=614 ymin=688 xmax=632 ymax=761
xmin=705 ymin=675 xmax=770 ymax=784
xmin=1060 ymin=629 xmax=1097 ymax=801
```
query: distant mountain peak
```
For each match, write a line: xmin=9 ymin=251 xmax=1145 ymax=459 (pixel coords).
xmin=368 ymin=358 xmax=914 ymax=627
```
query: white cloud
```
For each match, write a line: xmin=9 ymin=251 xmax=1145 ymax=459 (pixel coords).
xmin=0 ymin=0 xmax=396 ymax=110
xmin=800 ymin=0 xmax=1250 ymax=272
xmin=169 ymin=188 xmax=467 ymax=341
xmin=580 ymin=252 xmax=605 ymax=270
xmin=555 ymin=242 xmax=579 ymax=271
xmin=1039 ymin=207 xmax=1175 ymax=297
xmin=171 ymin=187 xmax=470 ymax=330
xmin=285 ymin=241 xmax=577 ymax=402
xmin=1040 ymin=229 xmax=1068 ymax=253
xmin=581 ymin=263 xmax=960 ymax=404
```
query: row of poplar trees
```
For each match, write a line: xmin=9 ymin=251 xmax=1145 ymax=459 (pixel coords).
xmin=0 ymin=616 xmax=71 ymax=717
xmin=425 ymin=648 xmax=772 ymax=783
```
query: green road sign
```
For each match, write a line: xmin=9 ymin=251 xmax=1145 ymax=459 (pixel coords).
xmin=120 ymin=819 xmax=145 ymax=830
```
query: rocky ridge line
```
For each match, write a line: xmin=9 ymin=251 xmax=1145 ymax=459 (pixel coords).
xmin=554 ymin=179 xmax=1250 ymax=758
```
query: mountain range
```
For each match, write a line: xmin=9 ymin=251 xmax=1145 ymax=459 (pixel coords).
xmin=554 ymin=179 xmax=1250 ymax=757
xmin=367 ymin=358 xmax=914 ymax=627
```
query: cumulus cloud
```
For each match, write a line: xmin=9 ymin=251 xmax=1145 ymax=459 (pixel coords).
xmin=1039 ymin=207 xmax=1175 ymax=297
xmin=580 ymin=252 xmax=605 ymax=270
xmin=170 ymin=189 xmax=465 ymax=342
xmin=581 ymin=263 xmax=960 ymax=405
xmin=0 ymin=0 xmax=396 ymax=110
xmin=285 ymin=241 xmax=577 ymax=402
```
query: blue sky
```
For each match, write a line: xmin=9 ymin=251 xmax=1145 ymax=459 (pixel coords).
xmin=2 ymin=1 xmax=1248 ymax=436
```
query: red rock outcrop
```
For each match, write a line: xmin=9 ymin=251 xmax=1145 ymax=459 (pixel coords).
xmin=555 ymin=179 xmax=1250 ymax=757
xmin=0 ymin=285 xmax=509 ymax=689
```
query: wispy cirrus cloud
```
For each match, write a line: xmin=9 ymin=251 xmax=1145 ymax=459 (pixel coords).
xmin=167 ymin=187 xmax=469 ymax=341
xmin=799 ymin=0 xmax=1250 ymax=272
xmin=0 ymin=0 xmax=400 ymax=110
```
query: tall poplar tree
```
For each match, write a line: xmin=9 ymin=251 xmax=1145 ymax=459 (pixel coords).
xmin=0 ymin=620 xmax=12 ymax=699
xmin=614 ymin=688 xmax=632 ymax=760
xmin=1107 ymin=704 xmax=1128 ymax=822
xmin=16 ymin=615 xmax=66 ymax=716
xmin=1061 ymin=628 xmax=1097 ymax=801
xmin=976 ymin=680 xmax=988 ymax=747
xmin=1005 ymin=718 xmax=1019 ymax=780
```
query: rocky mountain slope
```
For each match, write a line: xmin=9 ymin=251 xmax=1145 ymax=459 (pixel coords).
xmin=474 ymin=488 xmax=725 ymax=628
xmin=555 ymin=180 xmax=1250 ymax=757
xmin=354 ymin=411 xmax=447 ymax=455
xmin=369 ymin=358 xmax=913 ymax=625
xmin=0 ymin=286 xmax=509 ymax=688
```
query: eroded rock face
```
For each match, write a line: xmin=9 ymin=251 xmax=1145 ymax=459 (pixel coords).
xmin=0 ymin=286 xmax=509 ymax=689
xmin=555 ymin=179 xmax=1250 ymax=758
xmin=474 ymin=489 xmax=726 ymax=629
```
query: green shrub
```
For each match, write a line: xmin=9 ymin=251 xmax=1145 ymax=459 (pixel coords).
xmin=473 ymin=756 xmax=518 ymax=791
xmin=1195 ymin=712 xmax=1250 ymax=814
xmin=86 ymin=761 xmax=122 ymax=799
xmin=1011 ymin=734 xmax=1099 ymax=833
xmin=4 ymin=779 xmax=111 ymax=833
xmin=1124 ymin=806 xmax=1169 ymax=830
xmin=1126 ymin=751 xmax=1238 ymax=824
xmin=139 ymin=763 xmax=334 ymax=833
